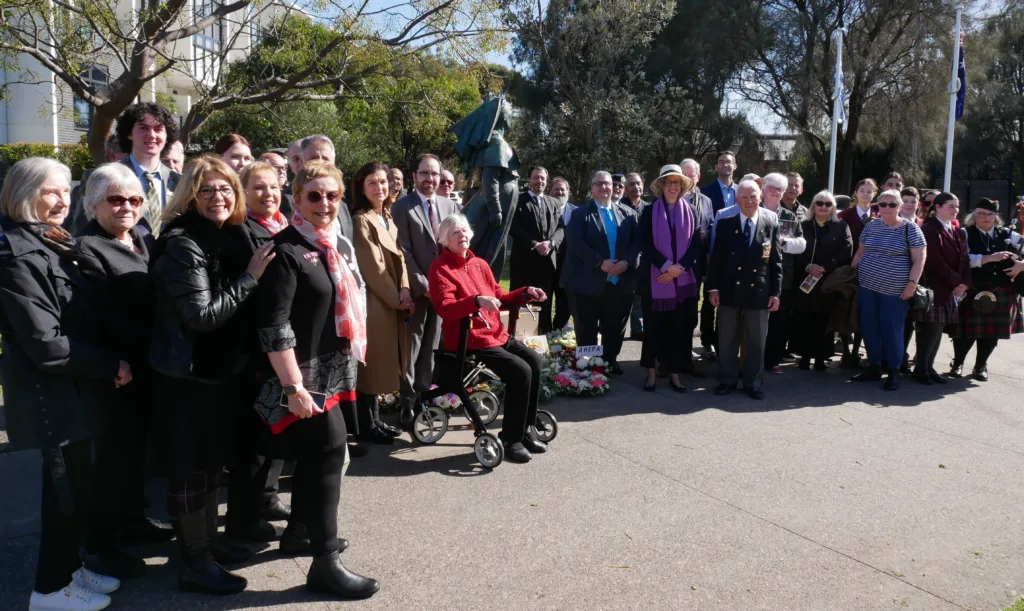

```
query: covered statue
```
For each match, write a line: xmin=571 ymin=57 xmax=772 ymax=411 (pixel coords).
xmin=451 ymin=95 xmax=520 ymax=278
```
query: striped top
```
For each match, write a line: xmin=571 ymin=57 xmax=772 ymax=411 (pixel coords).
xmin=857 ymin=218 xmax=926 ymax=296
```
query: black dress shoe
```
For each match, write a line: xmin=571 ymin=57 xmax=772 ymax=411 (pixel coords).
xmin=913 ymin=372 xmax=934 ymax=385
xmin=346 ymin=442 xmax=369 ymax=458
xmin=744 ymin=387 xmax=764 ymax=400
xmin=899 ymin=361 xmax=913 ymax=375
xmin=399 ymin=405 xmax=416 ymax=431
xmin=948 ymin=363 xmax=964 ymax=378
xmin=356 ymin=426 xmax=395 ymax=444
xmin=703 ymin=347 xmax=717 ymax=362
xmin=973 ymin=365 xmax=989 ymax=382
xmin=225 ymin=520 xmax=282 ymax=543
xmin=713 ymin=383 xmax=736 ymax=396
xmin=884 ymin=369 xmax=901 ymax=391
xmin=798 ymin=357 xmax=811 ymax=370
xmin=643 ymin=380 xmax=656 ymax=392
xmin=280 ymin=523 xmax=349 ymax=556
xmin=521 ymin=435 xmax=548 ymax=454
xmin=928 ymin=370 xmax=948 ymax=385
xmin=211 ymin=537 xmax=252 ymax=565
xmin=502 ymin=441 xmax=533 ymax=463
xmin=119 ymin=516 xmax=175 ymax=546
xmin=261 ymin=499 xmax=291 ymax=522
xmin=850 ymin=364 xmax=883 ymax=382
xmin=840 ymin=354 xmax=861 ymax=370
xmin=606 ymin=363 xmax=625 ymax=376
xmin=374 ymin=420 xmax=402 ymax=437
xmin=306 ymin=550 xmax=379 ymax=599
xmin=82 ymin=547 xmax=147 ymax=579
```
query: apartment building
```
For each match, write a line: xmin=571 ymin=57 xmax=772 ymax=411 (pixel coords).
xmin=0 ymin=0 xmax=307 ymax=146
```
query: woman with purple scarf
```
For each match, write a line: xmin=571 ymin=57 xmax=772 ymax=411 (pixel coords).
xmin=639 ymin=165 xmax=701 ymax=392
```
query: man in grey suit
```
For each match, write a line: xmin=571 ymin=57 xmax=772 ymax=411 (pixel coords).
xmin=706 ymin=180 xmax=783 ymax=400
xmin=392 ymin=153 xmax=459 ymax=426
xmin=300 ymin=134 xmax=352 ymax=240
xmin=561 ymin=170 xmax=641 ymax=375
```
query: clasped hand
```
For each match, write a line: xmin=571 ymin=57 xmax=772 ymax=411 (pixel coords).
xmin=287 ymin=388 xmax=323 ymax=420
xmin=657 ymin=264 xmax=685 ymax=284
xmin=601 ymin=259 xmax=627 ymax=276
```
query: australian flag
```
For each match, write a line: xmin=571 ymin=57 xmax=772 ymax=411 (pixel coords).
xmin=955 ymin=33 xmax=966 ymax=120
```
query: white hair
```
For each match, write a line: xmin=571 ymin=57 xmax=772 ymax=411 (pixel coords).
xmin=83 ymin=162 xmax=141 ymax=221
xmin=809 ymin=190 xmax=839 ymax=222
xmin=736 ymin=179 xmax=761 ymax=195
xmin=740 ymin=173 xmax=761 ymax=184
xmin=763 ymin=172 xmax=788 ymax=190
xmin=0 ymin=157 xmax=72 ymax=223
xmin=591 ymin=170 xmax=611 ymax=185
xmin=877 ymin=189 xmax=902 ymax=203
xmin=679 ymin=158 xmax=700 ymax=173
xmin=437 ymin=213 xmax=473 ymax=247
xmin=301 ymin=134 xmax=335 ymax=154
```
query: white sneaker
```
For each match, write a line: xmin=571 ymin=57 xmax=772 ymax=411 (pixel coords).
xmin=28 ymin=582 xmax=111 ymax=611
xmin=71 ymin=567 xmax=120 ymax=594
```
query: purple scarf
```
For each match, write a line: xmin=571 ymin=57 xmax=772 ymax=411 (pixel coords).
xmin=650 ymin=197 xmax=697 ymax=311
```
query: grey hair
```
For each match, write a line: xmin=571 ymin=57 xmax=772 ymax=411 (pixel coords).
xmin=300 ymin=134 xmax=334 ymax=154
xmin=877 ymin=189 xmax=902 ymax=203
xmin=625 ymin=172 xmax=643 ymax=182
xmin=763 ymin=172 xmax=788 ymax=190
xmin=437 ymin=213 xmax=473 ymax=247
xmin=809 ymin=190 xmax=839 ymax=222
xmin=736 ymin=179 xmax=761 ymax=195
xmin=964 ymin=209 xmax=1005 ymax=228
xmin=679 ymin=158 xmax=700 ymax=173
xmin=0 ymin=157 xmax=72 ymax=223
xmin=83 ymin=162 xmax=142 ymax=221
xmin=591 ymin=170 xmax=611 ymax=186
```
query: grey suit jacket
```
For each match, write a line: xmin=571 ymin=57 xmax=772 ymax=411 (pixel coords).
xmin=392 ymin=191 xmax=459 ymax=298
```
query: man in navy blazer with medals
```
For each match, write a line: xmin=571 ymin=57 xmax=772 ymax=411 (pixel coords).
xmin=706 ymin=179 xmax=783 ymax=400
xmin=561 ymin=170 xmax=641 ymax=374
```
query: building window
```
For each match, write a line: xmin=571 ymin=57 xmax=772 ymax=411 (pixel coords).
xmin=193 ymin=0 xmax=224 ymax=82
xmin=73 ymin=66 xmax=108 ymax=129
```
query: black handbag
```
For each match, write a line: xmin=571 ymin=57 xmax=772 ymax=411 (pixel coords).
xmin=904 ymin=223 xmax=933 ymax=311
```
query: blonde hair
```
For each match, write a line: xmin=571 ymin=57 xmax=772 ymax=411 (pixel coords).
xmin=651 ymin=174 xmax=694 ymax=198
xmin=292 ymin=160 xmax=344 ymax=202
xmin=809 ymin=190 xmax=839 ymax=222
xmin=162 ymin=155 xmax=247 ymax=226
xmin=0 ymin=157 xmax=71 ymax=223
xmin=239 ymin=161 xmax=279 ymax=190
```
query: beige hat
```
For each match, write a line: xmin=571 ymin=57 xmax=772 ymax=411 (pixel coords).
xmin=651 ymin=164 xmax=694 ymax=195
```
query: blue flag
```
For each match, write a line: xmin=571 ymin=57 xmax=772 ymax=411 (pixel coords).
xmin=955 ymin=33 xmax=966 ymax=120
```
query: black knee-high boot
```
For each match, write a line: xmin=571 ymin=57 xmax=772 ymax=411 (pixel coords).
xmin=206 ymin=490 xmax=251 ymax=565
xmin=172 ymin=504 xmax=247 ymax=595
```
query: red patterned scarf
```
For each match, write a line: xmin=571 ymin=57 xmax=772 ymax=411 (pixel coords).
xmin=290 ymin=212 xmax=367 ymax=363
xmin=247 ymin=210 xmax=289 ymax=235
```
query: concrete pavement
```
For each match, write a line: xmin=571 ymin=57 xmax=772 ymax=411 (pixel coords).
xmin=2 ymin=334 xmax=1023 ymax=610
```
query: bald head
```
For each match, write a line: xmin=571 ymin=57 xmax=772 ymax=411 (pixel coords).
xmin=737 ymin=179 xmax=762 ymax=216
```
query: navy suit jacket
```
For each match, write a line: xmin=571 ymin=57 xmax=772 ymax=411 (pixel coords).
xmin=706 ymin=213 xmax=783 ymax=310
xmin=561 ymin=200 xmax=640 ymax=296
xmin=701 ymin=180 xmax=734 ymax=215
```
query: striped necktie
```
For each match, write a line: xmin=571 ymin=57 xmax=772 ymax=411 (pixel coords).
xmin=142 ymin=171 xmax=162 ymax=236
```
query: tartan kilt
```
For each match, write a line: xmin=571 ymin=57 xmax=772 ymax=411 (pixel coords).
xmin=915 ymin=294 xmax=958 ymax=324
xmin=954 ymin=285 xmax=1024 ymax=340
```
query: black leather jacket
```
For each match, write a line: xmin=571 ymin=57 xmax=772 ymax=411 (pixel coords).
xmin=148 ymin=210 xmax=258 ymax=383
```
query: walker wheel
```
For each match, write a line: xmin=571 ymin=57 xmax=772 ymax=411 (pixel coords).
xmin=474 ymin=433 xmax=504 ymax=468
xmin=465 ymin=389 xmax=501 ymax=425
xmin=531 ymin=410 xmax=558 ymax=443
xmin=412 ymin=406 xmax=448 ymax=444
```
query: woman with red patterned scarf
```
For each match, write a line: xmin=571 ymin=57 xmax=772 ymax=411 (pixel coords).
xmin=240 ymin=161 xmax=288 ymax=245
xmin=252 ymin=160 xmax=379 ymax=600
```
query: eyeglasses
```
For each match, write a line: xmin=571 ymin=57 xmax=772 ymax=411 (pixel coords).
xmin=106 ymin=195 xmax=144 ymax=208
xmin=813 ymin=201 xmax=834 ymax=208
xmin=306 ymin=190 xmax=341 ymax=203
xmin=592 ymin=181 xmax=612 ymax=188
xmin=877 ymin=202 xmax=899 ymax=209
xmin=198 ymin=185 xmax=235 ymax=199
xmin=439 ymin=179 xmax=454 ymax=186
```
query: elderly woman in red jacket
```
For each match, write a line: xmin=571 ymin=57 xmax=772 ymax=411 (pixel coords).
xmin=429 ymin=213 xmax=548 ymax=464
xmin=914 ymin=191 xmax=972 ymax=385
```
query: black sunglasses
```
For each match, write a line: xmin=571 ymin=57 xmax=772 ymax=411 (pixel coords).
xmin=439 ymin=179 xmax=454 ymax=186
xmin=813 ymin=201 xmax=834 ymax=208
xmin=306 ymin=190 xmax=340 ymax=203
xmin=877 ymin=202 xmax=899 ymax=209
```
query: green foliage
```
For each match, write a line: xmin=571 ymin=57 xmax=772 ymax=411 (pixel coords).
xmin=0 ymin=143 xmax=93 ymax=179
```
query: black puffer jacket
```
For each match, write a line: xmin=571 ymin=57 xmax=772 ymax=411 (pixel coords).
xmin=148 ymin=209 xmax=258 ymax=383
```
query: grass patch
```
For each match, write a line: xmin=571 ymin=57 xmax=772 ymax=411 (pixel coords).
xmin=1001 ymin=601 xmax=1024 ymax=611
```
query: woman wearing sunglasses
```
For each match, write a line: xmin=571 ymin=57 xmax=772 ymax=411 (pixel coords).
xmin=791 ymin=190 xmax=853 ymax=371
xmin=76 ymin=163 xmax=172 ymax=580
xmin=850 ymin=189 xmax=927 ymax=390
xmin=251 ymin=160 xmax=380 ymax=599
xmin=149 ymin=156 xmax=276 ymax=594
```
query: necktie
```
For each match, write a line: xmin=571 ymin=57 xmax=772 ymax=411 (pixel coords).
xmin=427 ymin=199 xmax=439 ymax=240
xmin=142 ymin=171 xmax=162 ymax=236
xmin=743 ymin=217 xmax=752 ymax=246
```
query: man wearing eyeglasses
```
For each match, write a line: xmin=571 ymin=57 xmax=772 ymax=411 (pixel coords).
xmin=392 ymin=153 xmax=460 ymax=428
xmin=259 ymin=151 xmax=293 ymax=218
xmin=510 ymin=166 xmax=563 ymax=333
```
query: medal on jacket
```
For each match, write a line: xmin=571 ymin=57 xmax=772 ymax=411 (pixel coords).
xmin=303 ymin=251 xmax=320 ymax=266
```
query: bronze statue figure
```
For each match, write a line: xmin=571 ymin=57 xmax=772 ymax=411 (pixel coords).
xmin=452 ymin=95 xmax=520 ymax=278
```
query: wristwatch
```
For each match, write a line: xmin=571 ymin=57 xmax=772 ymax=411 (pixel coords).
xmin=282 ymin=384 xmax=301 ymax=396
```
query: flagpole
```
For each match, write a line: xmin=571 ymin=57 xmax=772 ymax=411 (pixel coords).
xmin=828 ymin=30 xmax=843 ymax=193
xmin=943 ymin=8 xmax=962 ymax=192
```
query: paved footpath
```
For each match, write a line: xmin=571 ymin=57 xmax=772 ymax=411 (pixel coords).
xmin=2 ymin=334 xmax=1023 ymax=610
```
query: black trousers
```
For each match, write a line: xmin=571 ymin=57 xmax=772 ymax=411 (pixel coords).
xmin=473 ymin=338 xmax=543 ymax=445
xmin=355 ymin=391 xmax=381 ymax=433
xmin=700 ymin=281 xmax=717 ymax=349
xmin=914 ymin=321 xmax=948 ymax=374
xmin=36 ymin=439 xmax=94 ymax=594
xmin=292 ymin=444 xmax=347 ymax=556
xmin=553 ymin=284 xmax=572 ymax=330
xmin=795 ymin=310 xmax=833 ymax=363
xmin=953 ymin=336 xmax=999 ymax=369
xmin=765 ymin=289 xmax=793 ymax=368
xmin=574 ymin=282 xmax=632 ymax=364
xmin=903 ymin=315 xmax=915 ymax=365
xmin=226 ymin=406 xmax=281 ymax=530
xmin=641 ymin=297 xmax=698 ymax=372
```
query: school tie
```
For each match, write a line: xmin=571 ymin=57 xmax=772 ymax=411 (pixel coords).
xmin=743 ymin=217 xmax=752 ymax=246
xmin=142 ymin=171 xmax=162 ymax=236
